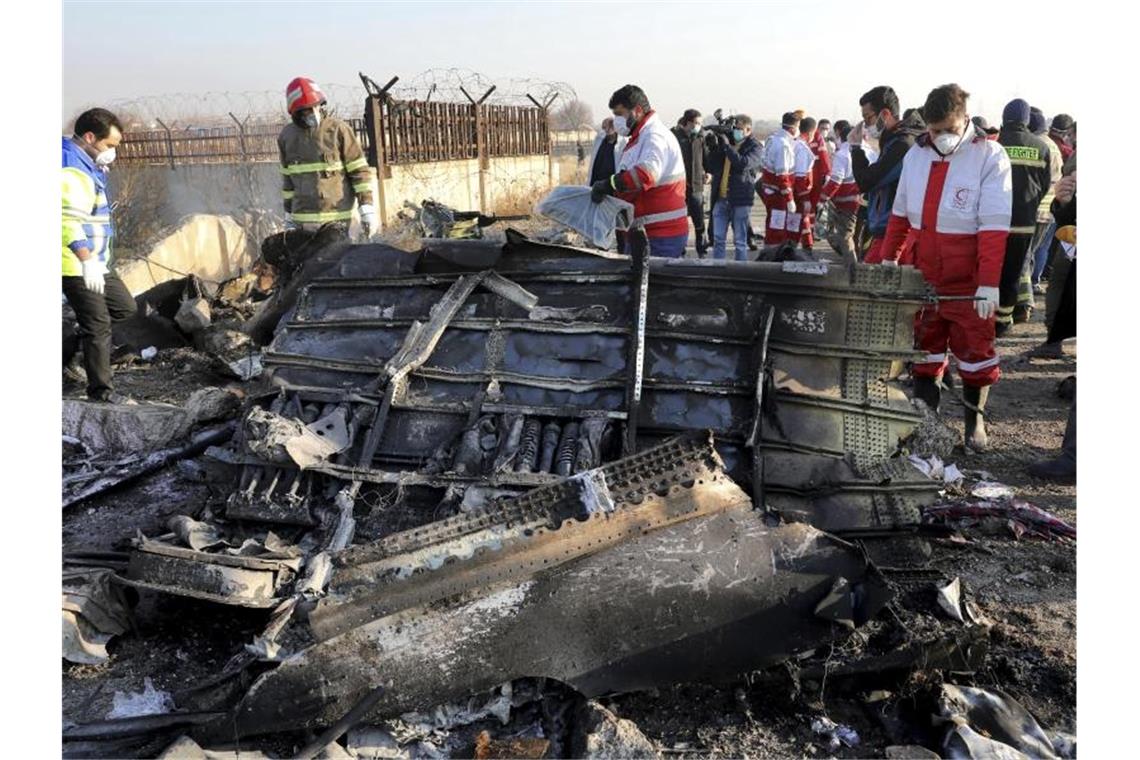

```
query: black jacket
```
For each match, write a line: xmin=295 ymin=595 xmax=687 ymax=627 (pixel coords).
xmin=1052 ymin=193 xmax=1075 ymax=228
xmin=998 ymin=123 xmax=1054 ymax=233
xmin=850 ymin=110 xmax=926 ymax=193
xmin=706 ymin=135 xmax=764 ymax=207
xmin=671 ymin=125 xmax=706 ymax=197
xmin=850 ymin=111 xmax=925 ymax=236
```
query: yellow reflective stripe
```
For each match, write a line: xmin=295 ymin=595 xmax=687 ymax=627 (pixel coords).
xmin=344 ymin=157 xmax=369 ymax=173
xmin=280 ymin=161 xmax=345 ymax=175
xmin=63 ymin=205 xmax=94 ymax=219
xmin=1009 ymin=158 xmax=1047 ymax=168
xmin=291 ymin=209 xmax=354 ymax=223
xmin=282 ymin=189 xmax=295 ymax=199
xmin=352 ymin=182 xmax=373 ymax=193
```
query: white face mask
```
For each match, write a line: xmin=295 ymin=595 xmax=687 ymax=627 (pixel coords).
xmin=94 ymin=147 xmax=116 ymax=166
xmin=302 ymin=109 xmax=321 ymax=129
xmin=612 ymin=115 xmax=629 ymax=136
xmin=931 ymin=124 xmax=966 ymax=156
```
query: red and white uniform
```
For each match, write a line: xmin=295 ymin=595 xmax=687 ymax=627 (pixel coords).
xmin=819 ymin=141 xmax=860 ymax=213
xmin=613 ymin=110 xmax=688 ymax=239
xmin=791 ymin=137 xmax=816 ymax=244
xmin=758 ymin=128 xmax=796 ymax=245
xmin=880 ymin=122 xmax=1013 ymax=387
xmin=808 ymin=132 xmax=832 ymax=209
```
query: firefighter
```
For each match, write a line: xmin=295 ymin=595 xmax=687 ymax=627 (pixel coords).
xmin=994 ymin=99 xmax=1054 ymax=334
xmin=278 ymin=77 xmax=376 ymax=238
xmin=878 ymin=84 xmax=1013 ymax=452
xmin=758 ymin=112 xmax=799 ymax=252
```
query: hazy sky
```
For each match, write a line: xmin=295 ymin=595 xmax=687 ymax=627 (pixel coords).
xmin=64 ymin=1 xmax=1080 ymax=128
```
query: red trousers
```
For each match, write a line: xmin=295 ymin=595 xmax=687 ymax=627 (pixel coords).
xmin=798 ymin=197 xmax=814 ymax=248
xmin=912 ymin=300 xmax=1001 ymax=387
xmin=760 ymin=189 xmax=791 ymax=246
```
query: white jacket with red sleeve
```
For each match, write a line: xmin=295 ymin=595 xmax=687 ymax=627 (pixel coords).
xmin=612 ymin=110 xmax=688 ymax=239
xmin=759 ymin=128 xmax=796 ymax=196
xmin=880 ymin=122 xmax=1012 ymax=296
xmin=819 ymin=142 xmax=860 ymax=212
xmin=792 ymin=138 xmax=815 ymax=200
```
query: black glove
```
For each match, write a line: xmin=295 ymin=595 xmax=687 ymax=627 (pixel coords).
xmin=591 ymin=177 xmax=614 ymax=204
xmin=716 ymin=131 xmax=730 ymax=146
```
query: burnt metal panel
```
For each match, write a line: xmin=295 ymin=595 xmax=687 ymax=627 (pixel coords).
xmin=259 ymin=236 xmax=936 ymax=533
xmin=207 ymin=434 xmax=892 ymax=740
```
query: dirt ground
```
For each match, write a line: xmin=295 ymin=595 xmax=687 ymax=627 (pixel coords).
xmin=62 ymin=234 xmax=1076 ymax=758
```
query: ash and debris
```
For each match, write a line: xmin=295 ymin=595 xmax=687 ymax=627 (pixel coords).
xmin=62 ymin=210 xmax=1075 ymax=759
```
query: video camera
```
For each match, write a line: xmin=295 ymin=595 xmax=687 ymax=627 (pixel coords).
xmin=704 ymin=112 xmax=739 ymax=136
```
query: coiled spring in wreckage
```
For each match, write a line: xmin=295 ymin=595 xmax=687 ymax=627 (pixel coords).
xmin=515 ymin=419 xmax=543 ymax=473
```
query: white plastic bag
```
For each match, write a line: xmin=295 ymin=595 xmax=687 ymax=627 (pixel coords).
xmin=535 ymin=186 xmax=634 ymax=250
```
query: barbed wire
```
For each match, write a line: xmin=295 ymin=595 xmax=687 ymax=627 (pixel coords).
xmin=108 ymin=68 xmax=579 ymax=130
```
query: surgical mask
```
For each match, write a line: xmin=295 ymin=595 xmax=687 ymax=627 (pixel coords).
xmin=819 ymin=128 xmax=830 ymax=139
xmin=303 ymin=111 xmax=321 ymax=129
xmin=867 ymin=117 xmax=884 ymax=139
xmin=613 ymin=115 xmax=630 ymax=136
xmin=690 ymin=124 xmax=701 ymax=135
xmin=731 ymin=128 xmax=744 ymax=142
xmin=94 ymin=147 xmax=116 ymax=166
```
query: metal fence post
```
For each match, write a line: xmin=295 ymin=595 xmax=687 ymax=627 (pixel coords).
xmin=228 ymin=112 xmax=247 ymax=161
xmin=528 ymin=93 xmax=558 ymax=188
xmin=155 ymin=117 xmax=175 ymax=170
xmin=360 ymin=72 xmax=399 ymax=230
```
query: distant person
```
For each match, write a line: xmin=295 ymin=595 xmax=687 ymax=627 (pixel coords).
xmin=576 ymin=140 xmax=586 ymax=165
xmin=807 ymin=117 xmax=832 ymax=249
xmin=818 ymin=120 xmax=860 ymax=264
xmin=590 ymin=84 xmax=689 ymax=258
xmin=817 ymin=119 xmax=837 ymax=153
xmin=587 ymin=117 xmax=628 ymax=250
xmin=994 ymin=99 xmax=1054 ymax=334
xmin=62 ymin=107 xmax=137 ymax=404
xmin=707 ymin=114 xmax=763 ymax=261
xmin=278 ymin=77 xmax=376 ymax=237
xmin=848 ymin=85 xmax=925 ymax=263
xmin=1048 ymin=114 xmax=1075 ymax=162
xmin=1027 ymin=106 xmax=1062 ymax=294
xmin=758 ymin=112 xmax=799 ymax=252
xmin=671 ymin=109 xmax=710 ymax=257
xmin=972 ymin=116 xmax=1000 ymax=140
xmin=878 ymin=83 xmax=1013 ymax=452
xmin=793 ymin=117 xmax=818 ymax=250
xmin=1028 ymin=172 xmax=1076 ymax=483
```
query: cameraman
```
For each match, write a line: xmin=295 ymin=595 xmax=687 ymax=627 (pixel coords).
xmin=707 ymin=114 xmax=763 ymax=262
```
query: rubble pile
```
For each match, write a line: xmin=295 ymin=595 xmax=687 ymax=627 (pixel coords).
xmin=62 ymin=228 xmax=1077 ymax=759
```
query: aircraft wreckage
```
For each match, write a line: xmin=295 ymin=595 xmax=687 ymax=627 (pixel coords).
xmin=111 ymin=230 xmax=950 ymax=740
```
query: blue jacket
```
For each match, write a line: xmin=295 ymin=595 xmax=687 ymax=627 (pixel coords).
xmin=708 ymin=135 xmax=763 ymax=207
xmin=62 ymin=137 xmax=114 ymax=276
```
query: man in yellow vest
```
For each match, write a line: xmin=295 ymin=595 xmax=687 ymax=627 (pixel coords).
xmin=62 ymin=108 xmax=137 ymax=403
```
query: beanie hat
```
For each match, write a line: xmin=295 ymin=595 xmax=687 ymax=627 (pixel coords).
xmin=1051 ymin=113 xmax=1074 ymax=132
xmin=1002 ymin=98 xmax=1030 ymax=126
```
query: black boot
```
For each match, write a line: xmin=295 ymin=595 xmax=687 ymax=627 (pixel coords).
xmin=963 ymin=385 xmax=990 ymax=452
xmin=912 ymin=376 xmax=941 ymax=412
